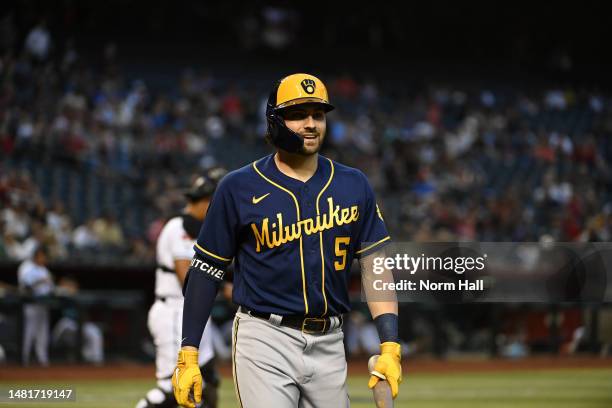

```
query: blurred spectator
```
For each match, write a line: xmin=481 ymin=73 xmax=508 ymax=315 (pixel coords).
xmin=261 ymin=6 xmax=297 ymax=50
xmin=3 ymin=232 xmax=29 ymax=260
xmin=2 ymin=201 xmax=30 ymax=240
xmin=17 ymin=246 xmax=54 ymax=366
xmin=92 ymin=214 xmax=125 ymax=248
xmin=46 ymin=202 xmax=72 ymax=250
xmin=19 ymin=221 xmax=47 ymax=261
xmin=72 ymin=218 xmax=100 ymax=250
xmin=24 ymin=20 xmax=51 ymax=62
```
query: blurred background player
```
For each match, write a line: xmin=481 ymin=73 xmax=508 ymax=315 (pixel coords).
xmin=136 ymin=169 xmax=226 ymax=408
xmin=17 ymin=245 xmax=54 ymax=366
xmin=52 ymin=275 xmax=105 ymax=364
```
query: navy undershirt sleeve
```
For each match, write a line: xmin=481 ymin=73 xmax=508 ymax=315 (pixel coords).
xmin=181 ymin=265 xmax=222 ymax=348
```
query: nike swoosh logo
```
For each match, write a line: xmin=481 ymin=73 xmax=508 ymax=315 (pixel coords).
xmin=252 ymin=193 xmax=270 ymax=204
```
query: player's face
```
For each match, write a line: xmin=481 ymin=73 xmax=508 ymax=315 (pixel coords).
xmin=283 ymin=104 xmax=326 ymax=155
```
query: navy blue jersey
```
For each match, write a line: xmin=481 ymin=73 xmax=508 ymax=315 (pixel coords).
xmin=194 ymin=153 xmax=390 ymax=316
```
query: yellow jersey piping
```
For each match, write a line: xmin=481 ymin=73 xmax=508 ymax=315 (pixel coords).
xmin=253 ymin=161 xmax=309 ymax=315
xmin=355 ymin=236 xmax=391 ymax=255
xmin=316 ymin=158 xmax=334 ymax=317
xmin=194 ymin=243 xmax=232 ymax=262
xmin=232 ymin=316 xmax=243 ymax=408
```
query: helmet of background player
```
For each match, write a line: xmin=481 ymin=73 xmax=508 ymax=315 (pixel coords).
xmin=184 ymin=176 xmax=215 ymax=202
xmin=265 ymin=73 xmax=334 ymax=154
xmin=206 ymin=167 xmax=228 ymax=187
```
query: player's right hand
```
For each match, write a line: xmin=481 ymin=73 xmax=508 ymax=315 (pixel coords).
xmin=172 ymin=349 xmax=202 ymax=408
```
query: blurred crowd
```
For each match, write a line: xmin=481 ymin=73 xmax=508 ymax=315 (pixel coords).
xmin=0 ymin=166 xmax=152 ymax=262
xmin=1 ymin=22 xmax=612 ymax=264
xmin=361 ymin=86 xmax=612 ymax=244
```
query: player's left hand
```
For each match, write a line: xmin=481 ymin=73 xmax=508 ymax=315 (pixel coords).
xmin=172 ymin=349 xmax=202 ymax=408
xmin=368 ymin=342 xmax=402 ymax=399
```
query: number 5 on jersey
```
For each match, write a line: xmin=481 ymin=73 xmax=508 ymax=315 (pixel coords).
xmin=334 ymin=237 xmax=350 ymax=271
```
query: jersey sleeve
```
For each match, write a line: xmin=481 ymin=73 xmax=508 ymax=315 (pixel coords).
xmin=193 ymin=177 xmax=238 ymax=267
xmin=354 ymin=174 xmax=391 ymax=258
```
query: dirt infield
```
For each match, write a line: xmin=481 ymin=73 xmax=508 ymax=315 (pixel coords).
xmin=1 ymin=356 xmax=611 ymax=381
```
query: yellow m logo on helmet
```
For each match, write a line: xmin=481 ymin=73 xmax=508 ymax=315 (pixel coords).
xmin=300 ymin=79 xmax=316 ymax=94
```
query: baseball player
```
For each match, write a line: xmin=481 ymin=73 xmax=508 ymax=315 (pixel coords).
xmin=136 ymin=172 xmax=225 ymax=408
xmin=17 ymin=245 xmax=54 ymax=366
xmin=173 ymin=73 xmax=401 ymax=408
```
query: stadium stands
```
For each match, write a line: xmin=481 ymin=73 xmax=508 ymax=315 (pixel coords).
xmin=1 ymin=22 xmax=611 ymax=263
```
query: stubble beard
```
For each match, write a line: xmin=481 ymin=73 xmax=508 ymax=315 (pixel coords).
xmin=298 ymin=133 xmax=324 ymax=156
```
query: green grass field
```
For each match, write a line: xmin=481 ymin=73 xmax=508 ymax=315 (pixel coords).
xmin=2 ymin=369 xmax=611 ymax=407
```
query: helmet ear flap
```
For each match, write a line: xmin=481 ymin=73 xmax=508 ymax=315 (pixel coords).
xmin=266 ymin=108 xmax=304 ymax=153
xmin=265 ymin=80 xmax=304 ymax=153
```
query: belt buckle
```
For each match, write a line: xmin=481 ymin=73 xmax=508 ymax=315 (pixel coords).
xmin=301 ymin=317 xmax=327 ymax=334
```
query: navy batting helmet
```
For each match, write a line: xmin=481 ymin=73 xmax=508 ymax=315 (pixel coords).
xmin=184 ymin=167 xmax=227 ymax=201
xmin=266 ymin=73 xmax=334 ymax=153
xmin=206 ymin=166 xmax=228 ymax=185
xmin=184 ymin=176 xmax=215 ymax=202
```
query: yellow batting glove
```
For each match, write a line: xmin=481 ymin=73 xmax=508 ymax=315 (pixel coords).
xmin=368 ymin=342 xmax=402 ymax=398
xmin=172 ymin=349 xmax=202 ymax=408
